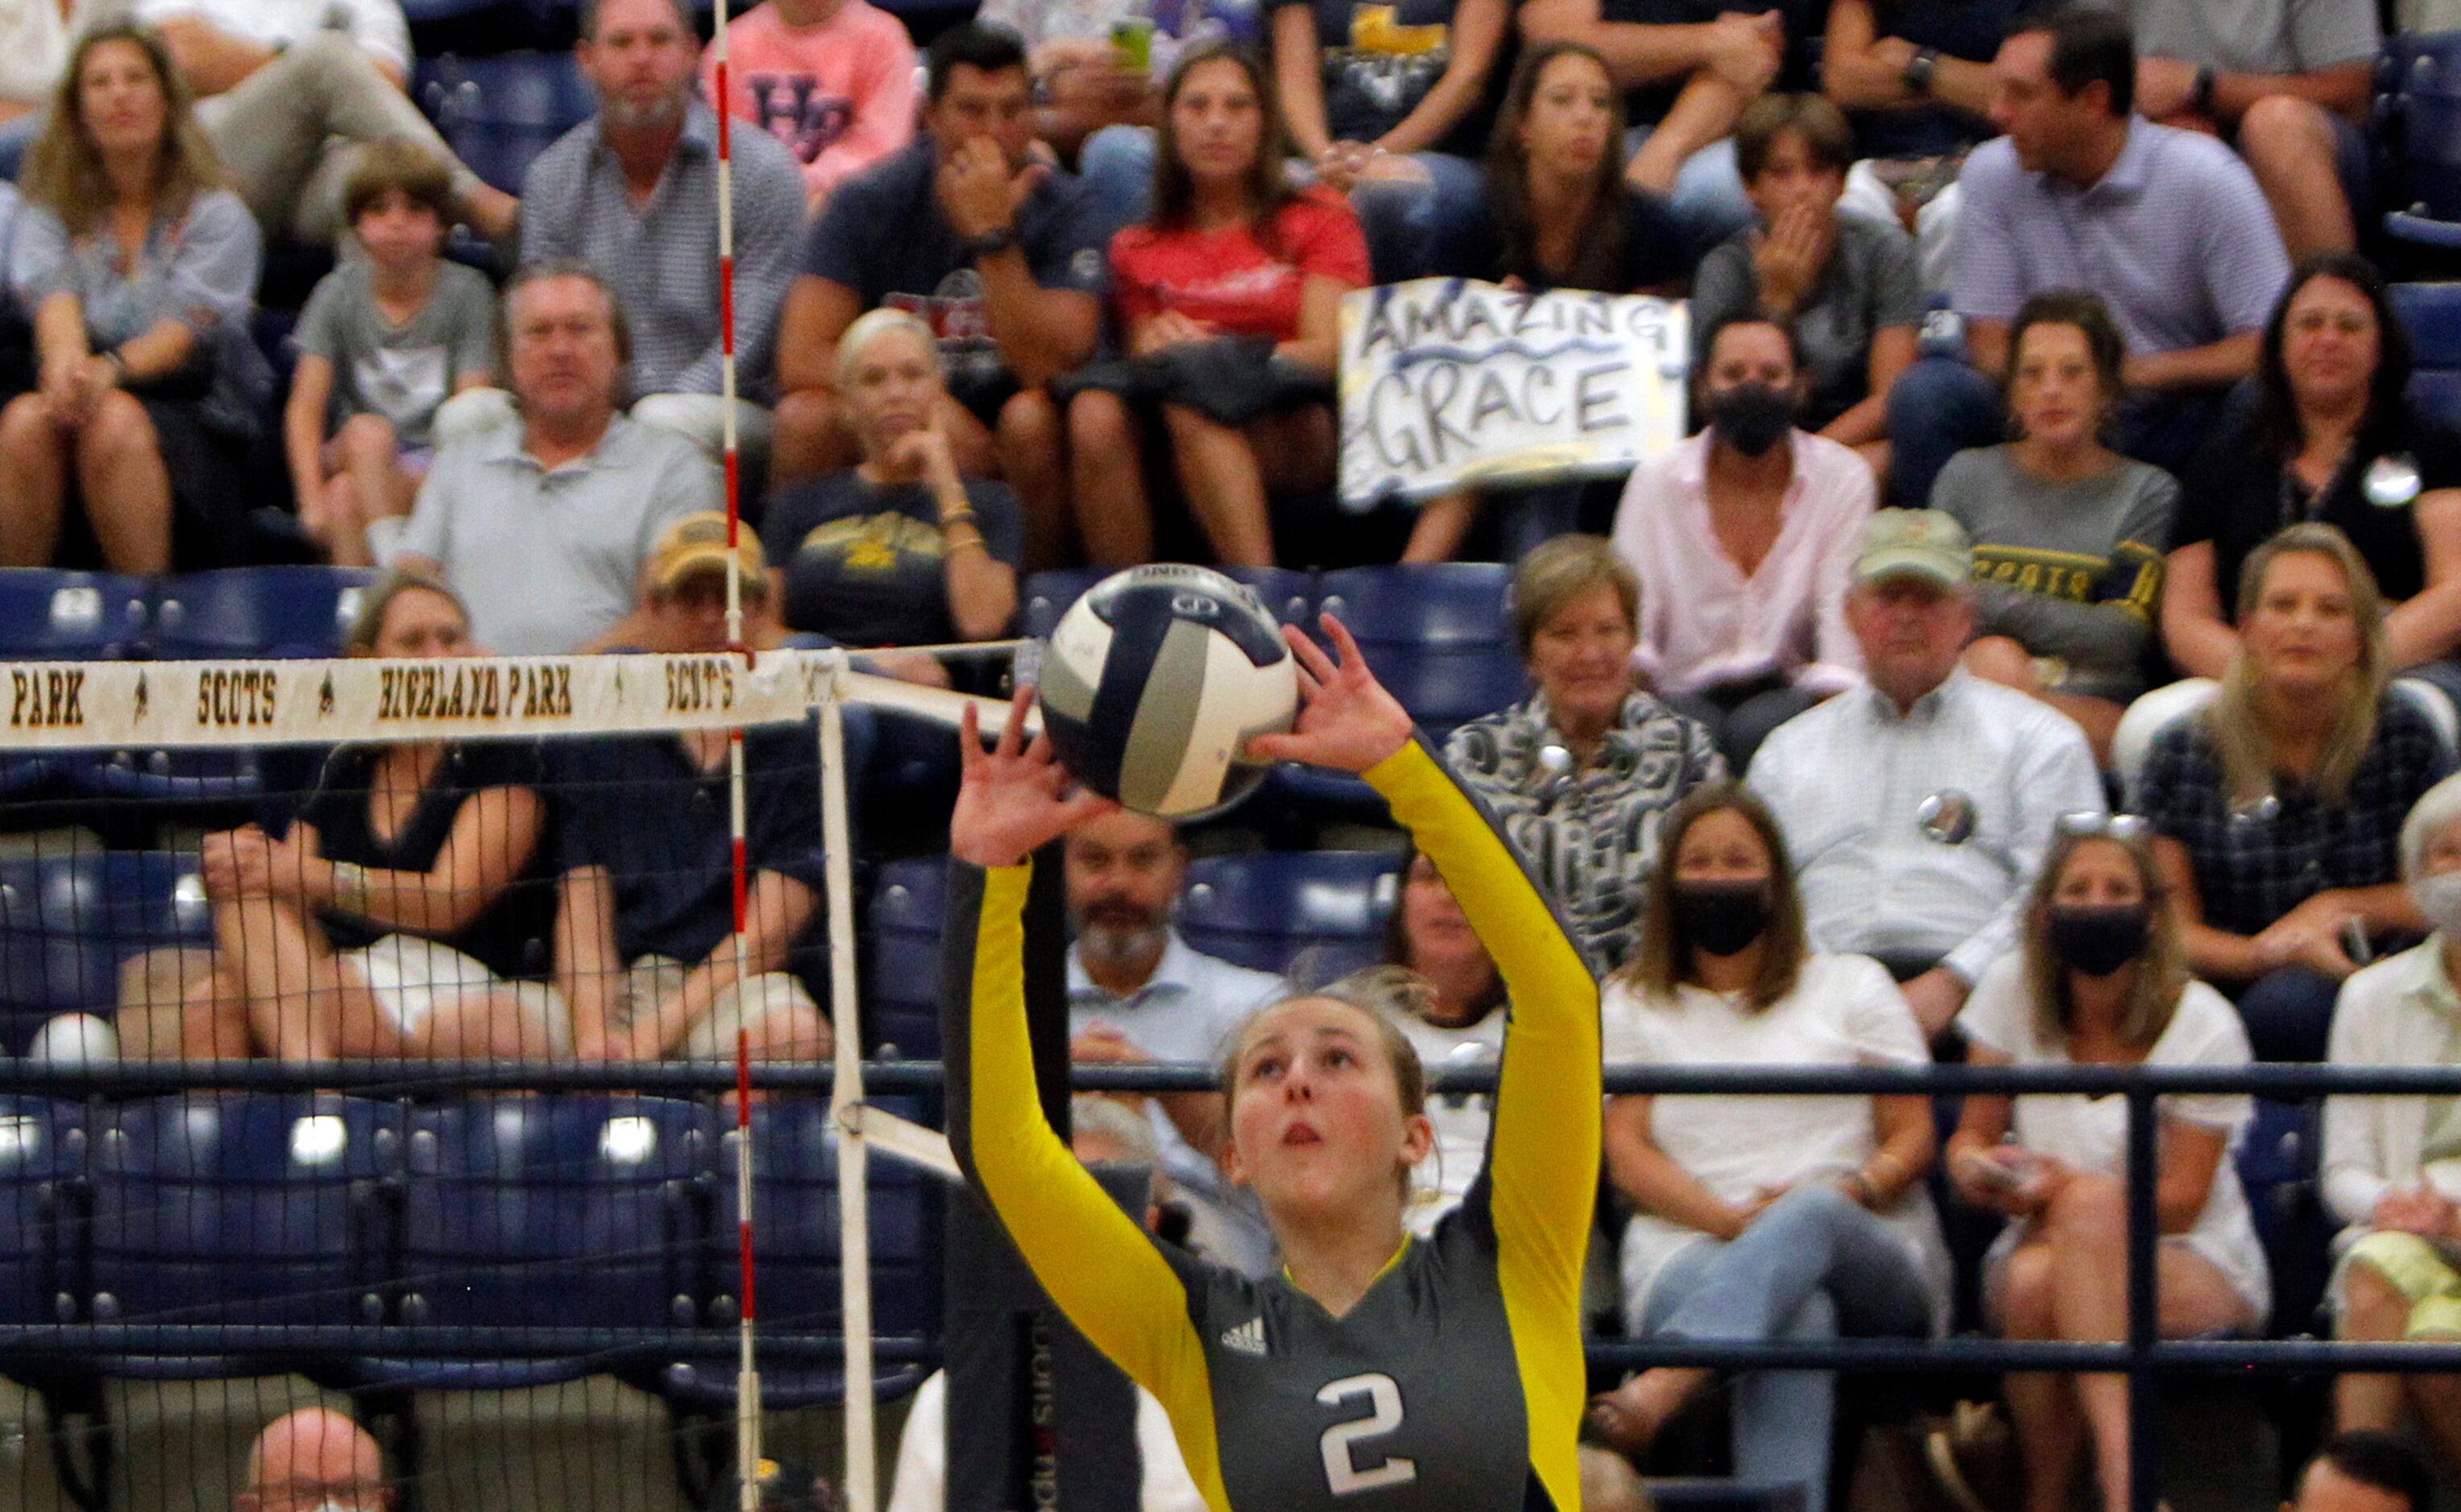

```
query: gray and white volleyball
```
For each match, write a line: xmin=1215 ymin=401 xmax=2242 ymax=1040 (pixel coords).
xmin=1038 ymin=565 xmax=1299 ymax=819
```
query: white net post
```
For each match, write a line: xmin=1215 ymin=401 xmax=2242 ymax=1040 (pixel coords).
xmin=819 ymin=669 xmax=879 ymax=1512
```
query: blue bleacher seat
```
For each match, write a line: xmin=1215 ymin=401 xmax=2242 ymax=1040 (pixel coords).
xmin=2396 ymin=283 xmax=2461 ymax=431
xmin=1313 ymin=565 xmax=1524 ymax=737
xmin=866 ymin=859 xmax=945 ymax=1061
xmin=151 ymin=566 xmax=378 ymax=659
xmin=2380 ymin=34 xmax=2461 ymax=249
xmin=2238 ymin=1098 xmax=2333 ymax=1339
xmin=382 ymin=1095 xmax=714 ymax=1388
xmin=1018 ymin=566 xmax=1317 ymax=640
xmin=0 ymin=569 xmax=151 ymax=659
xmin=0 ymin=853 xmax=207 ymax=1056
xmin=88 ymin=1094 xmax=400 ymax=1376
xmin=1178 ymin=850 xmax=1400 ymax=980
xmin=416 ymin=52 xmax=595 ymax=197
xmin=662 ymin=1098 xmax=937 ymax=1409
xmin=0 ymin=1100 xmax=85 ymax=1329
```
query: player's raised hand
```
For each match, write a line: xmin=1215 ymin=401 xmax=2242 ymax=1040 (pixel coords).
xmin=952 ymin=688 xmax=1120 ymax=870
xmin=1244 ymin=614 xmax=1413 ymax=775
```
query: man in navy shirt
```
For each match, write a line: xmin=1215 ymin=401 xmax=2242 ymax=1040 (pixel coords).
xmin=769 ymin=23 xmax=1110 ymax=571
xmin=552 ymin=523 xmax=834 ymax=1063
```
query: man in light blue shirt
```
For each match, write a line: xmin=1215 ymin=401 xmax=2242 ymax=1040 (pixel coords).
xmin=394 ymin=263 xmax=715 ymax=655
xmin=1064 ymin=808 xmax=1283 ymax=1273
xmin=1884 ymin=5 xmax=2289 ymax=508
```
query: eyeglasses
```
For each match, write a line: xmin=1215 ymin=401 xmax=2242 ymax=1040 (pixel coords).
xmin=2054 ymin=811 xmax=2151 ymax=841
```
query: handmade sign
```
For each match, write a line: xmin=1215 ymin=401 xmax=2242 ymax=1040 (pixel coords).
xmin=1337 ymin=279 xmax=1690 ymax=507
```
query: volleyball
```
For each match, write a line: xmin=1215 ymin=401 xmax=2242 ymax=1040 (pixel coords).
xmin=1037 ymin=565 xmax=1299 ymax=819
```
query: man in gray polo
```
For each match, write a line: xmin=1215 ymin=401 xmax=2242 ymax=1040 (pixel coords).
xmin=1883 ymin=5 xmax=2289 ymax=507
xmin=391 ymin=262 xmax=715 ymax=655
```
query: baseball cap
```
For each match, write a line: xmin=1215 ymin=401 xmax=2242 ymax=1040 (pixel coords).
xmin=1852 ymin=509 xmax=1972 ymax=589
xmin=649 ymin=512 xmax=769 ymax=597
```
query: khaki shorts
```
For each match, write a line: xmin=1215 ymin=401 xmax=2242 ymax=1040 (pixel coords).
xmin=614 ymin=955 xmax=822 ymax=1060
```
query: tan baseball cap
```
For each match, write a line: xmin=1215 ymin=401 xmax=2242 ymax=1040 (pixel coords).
xmin=1853 ymin=509 xmax=1972 ymax=589
xmin=648 ymin=511 xmax=769 ymax=597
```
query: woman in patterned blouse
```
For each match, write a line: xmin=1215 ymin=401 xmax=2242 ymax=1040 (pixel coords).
xmin=1444 ymin=535 xmax=1725 ymax=969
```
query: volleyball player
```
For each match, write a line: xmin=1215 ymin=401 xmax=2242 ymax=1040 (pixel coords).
xmin=944 ymin=617 xmax=1603 ymax=1511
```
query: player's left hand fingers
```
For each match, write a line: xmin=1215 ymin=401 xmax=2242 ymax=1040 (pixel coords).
xmin=1280 ymin=622 xmax=1338 ymax=685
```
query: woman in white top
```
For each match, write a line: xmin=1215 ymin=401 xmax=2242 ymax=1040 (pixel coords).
xmin=1588 ymin=784 xmax=1946 ymax=1512
xmin=2324 ymin=770 xmax=2461 ymax=1469
xmin=1372 ymin=843 xmax=1508 ymax=1237
xmin=1947 ymin=819 xmax=2269 ymax=1512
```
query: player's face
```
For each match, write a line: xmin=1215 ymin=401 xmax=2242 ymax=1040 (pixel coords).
xmin=2281 ymin=275 xmax=2381 ymax=419
xmin=1399 ymin=853 xmax=1480 ymax=973
xmin=1845 ymin=576 xmax=1973 ymax=707
xmin=1517 ymin=52 xmax=1615 ymax=180
xmin=2008 ymin=321 xmax=2105 ymax=452
xmin=1065 ymin=811 xmax=1184 ymax=938
xmin=76 ymin=39 xmax=168 ymax=162
xmin=1743 ymin=128 xmax=1843 ymax=225
xmin=1168 ymin=57 xmax=1264 ymax=184
xmin=507 ymin=276 xmax=622 ymax=426
xmin=2242 ymin=549 xmax=2364 ymax=698
xmin=845 ymin=328 xmax=943 ymax=457
xmin=927 ymin=64 xmax=1036 ymax=171
xmin=353 ymin=189 xmax=447 ymax=273
xmin=1671 ymin=806 xmax=1771 ymax=887
xmin=369 ymin=588 xmax=474 ymax=659
xmin=1224 ymin=999 xmax=1431 ymax=1221
xmin=2051 ymin=837 xmax=2144 ymax=910
xmin=1524 ymin=584 xmax=1636 ymax=734
xmin=580 ymin=0 xmax=698 ymax=132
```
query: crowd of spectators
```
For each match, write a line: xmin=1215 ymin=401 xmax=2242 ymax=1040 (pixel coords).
xmin=18 ymin=0 xmax=2461 ymax=1502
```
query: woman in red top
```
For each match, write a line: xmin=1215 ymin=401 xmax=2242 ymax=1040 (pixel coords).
xmin=1065 ymin=43 xmax=1371 ymax=567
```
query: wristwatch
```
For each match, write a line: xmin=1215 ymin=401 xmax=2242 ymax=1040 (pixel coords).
xmin=2190 ymin=64 xmax=2218 ymax=118
xmin=962 ymin=225 xmax=1020 ymax=260
xmin=1902 ymin=46 xmax=1940 ymax=97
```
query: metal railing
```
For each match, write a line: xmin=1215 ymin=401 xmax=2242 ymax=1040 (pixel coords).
xmin=7 ymin=1056 xmax=2461 ymax=1511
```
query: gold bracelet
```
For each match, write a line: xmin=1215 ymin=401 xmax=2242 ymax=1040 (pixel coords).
xmin=939 ymin=508 xmax=978 ymax=531
xmin=945 ymin=531 xmax=991 ymax=557
xmin=329 ymin=860 xmax=372 ymax=913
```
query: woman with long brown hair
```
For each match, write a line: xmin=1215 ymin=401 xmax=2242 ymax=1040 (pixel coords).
xmin=0 ymin=23 xmax=267 ymax=572
xmin=2137 ymin=523 xmax=2454 ymax=1062
xmin=1946 ymin=819 xmax=2267 ymax=1512
xmin=1064 ymin=42 xmax=1367 ymax=568
xmin=1404 ymin=40 xmax=1694 ymax=562
xmin=1587 ymin=783 xmax=1945 ymax=1512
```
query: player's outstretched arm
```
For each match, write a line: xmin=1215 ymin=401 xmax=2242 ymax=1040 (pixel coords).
xmin=941 ymin=696 xmax=1223 ymax=1469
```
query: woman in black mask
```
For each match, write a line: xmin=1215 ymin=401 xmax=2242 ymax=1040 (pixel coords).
xmin=1607 ymin=314 xmax=1879 ymax=770
xmin=1588 ymin=785 xmax=1946 ymax=1512
xmin=1946 ymin=818 xmax=2269 ymax=1512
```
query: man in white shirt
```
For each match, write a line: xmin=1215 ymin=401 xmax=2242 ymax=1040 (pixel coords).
xmin=1748 ymin=508 xmax=2106 ymax=1039
xmin=135 ymin=0 xmax=518 ymax=243
xmin=1065 ymin=808 xmax=1283 ymax=1274
xmin=887 ymin=1095 xmax=1207 ymax=1512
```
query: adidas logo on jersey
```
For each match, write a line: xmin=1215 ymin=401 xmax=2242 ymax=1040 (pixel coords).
xmin=1218 ymin=1317 xmax=1268 ymax=1357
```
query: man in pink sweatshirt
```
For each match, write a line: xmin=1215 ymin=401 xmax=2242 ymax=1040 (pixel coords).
xmin=702 ymin=0 xmax=919 ymax=210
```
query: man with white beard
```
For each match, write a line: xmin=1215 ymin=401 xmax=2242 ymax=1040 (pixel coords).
xmin=1064 ymin=808 xmax=1282 ymax=1274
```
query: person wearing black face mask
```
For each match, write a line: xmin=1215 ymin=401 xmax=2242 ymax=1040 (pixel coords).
xmin=1607 ymin=314 xmax=1879 ymax=770
xmin=1590 ymin=787 xmax=1946 ymax=1512
xmin=1938 ymin=825 xmax=2268 ymax=1512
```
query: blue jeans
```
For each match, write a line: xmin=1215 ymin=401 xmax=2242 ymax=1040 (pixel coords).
xmin=1077 ymin=126 xmax=1487 ymax=282
xmin=1638 ymin=1184 xmax=1934 ymax=1512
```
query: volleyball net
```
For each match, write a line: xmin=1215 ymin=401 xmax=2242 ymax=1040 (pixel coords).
xmin=0 ymin=647 xmax=996 ymax=1512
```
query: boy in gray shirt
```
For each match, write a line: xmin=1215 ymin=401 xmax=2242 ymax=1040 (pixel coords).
xmin=285 ymin=141 xmax=495 ymax=566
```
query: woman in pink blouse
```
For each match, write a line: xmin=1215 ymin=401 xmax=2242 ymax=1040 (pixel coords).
xmin=1608 ymin=313 xmax=1876 ymax=769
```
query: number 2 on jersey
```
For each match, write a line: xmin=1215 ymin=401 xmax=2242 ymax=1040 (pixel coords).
xmin=1315 ymin=1373 xmax=1417 ymax=1495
